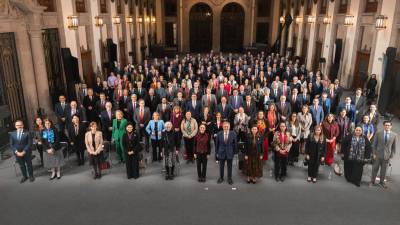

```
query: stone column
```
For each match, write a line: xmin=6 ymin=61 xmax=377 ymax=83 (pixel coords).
xmin=321 ymin=0 xmax=338 ymax=76
xmin=370 ymin=0 xmax=398 ymax=87
xmin=89 ymin=0 xmax=103 ymax=74
xmin=250 ymin=0 xmax=256 ymax=46
xmin=295 ymin=4 xmax=305 ymax=57
xmin=135 ymin=4 xmax=142 ymax=63
xmin=287 ymin=7 xmax=295 ymax=49
xmin=155 ymin=0 xmax=163 ymax=44
xmin=340 ymin=0 xmax=362 ymax=88
xmin=28 ymin=13 xmax=52 ymax=114
xmin=178 ymin=0 xmax=183 ymax=52
xmin=280 ymin=9 xmax=287 ymax=55
xmin=271 ymin=0 xmax=281 ymax=46
xmin=124 ymin=3 xmax=133 ymax=64
xmin=305 ymin=2 xmax=318 ymax=70
xmin=143 ymin=5 xmax=149 ymax=56
xmin=212 ymin=7 xmax=221 ymax=52
xmin=109 ymin=0 xmax=120 ymax=63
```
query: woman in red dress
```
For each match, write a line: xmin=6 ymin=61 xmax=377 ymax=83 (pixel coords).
xmin=322 ymin=113 xmax=339 ymax=179
xmin=255 ymin=111 xmax=269 ymax=161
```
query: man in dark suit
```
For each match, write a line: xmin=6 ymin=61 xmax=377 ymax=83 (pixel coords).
xmin=54 ymin=95 xmax=69 ymax=141
xmin=186 ymin=94 xmax=202 ymax=121
xmin=270 ymin=82 xmax=281 ymax=103
xmin=134 ymin=81 xmax=147 ymax=100
xmin=126 ymin=94 xmax=138 ymax=123
xmin=66 ymin=101 xmax=85 ymax=130
xmin=243 ymin=94 xmax=257 ymax=118
xmin=351 ymin=88 xmax=366 ymax=124
xmin=229 ymin=89 xmax=244 ymax=114
xmin=289 ymin=88 xmax=302 ymax=113
xmin=337 ymin=97 xmax=356 ymax=123
xmin=276 ymin=95 xmax=292 ymax=121
xmin=299 ymin=88 xmax=311 ymax=107
xmin=100 ymin=102 xmax=114 ymax=141
xmin=96 ymin=93 xmax=107 ymax=119
xmin=216 ymin=96 xmax=233 ymax=122
xmin=68 ymin=115 xmax=87 ymax=166
xmin=216 ymin=121 xmax=237 ymax=185
xmin=83 ymin=88 xmax=98 ymax=123
xmin=310 ymin=98 xmax=325 ymax=126
xmin=216 ymin=83 xmax=228 ymax=104
xmin=201 ymin=88 xmax=217 ymax=114
xmin=145 ymin=88 xmax=160 ymax=114
xmin=156 ymin=97 xmax=172 ymax=122
xmin=173 ymin=91 xmax=186 ymax=113
xmin=134 ymin=99 xmax=151 ymax=152
xmin=10 ymin=120 xmax=34 ymax=183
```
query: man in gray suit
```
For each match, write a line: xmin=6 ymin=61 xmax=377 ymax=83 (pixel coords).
xmin=10 ymin=120 xmax=34 ymax=183
xmin=134 ymin=99 xmax=151 ymax=152
xmin=370 ymin=121 xmax=397 ymax=188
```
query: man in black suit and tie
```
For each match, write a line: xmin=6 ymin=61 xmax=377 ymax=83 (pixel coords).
xmin=66 ymin=101 xmax=85 ymax=129
xmin=216 ymin=121 xmax=237 ymax=185
xmin=270 ymin=82 xmax=281 ymax=103
xmin=134 ymin=81 xmax=147 ymax=100
xmin=55 ymin=95 xmax=69 ymax=141
xmin=186 ymin=94 xmax=202 ymax=121
xmin=352 ymin=88 xmax=367 ymax=124
xmin=100 ymin=102 xmax=114 ymax=141
xmin=229 ymin=89 xmax=244 ymax=114
xmin=243 ymin=94 xmax=257 ymax=118
xmin=96 ymin=93 xmax=107 ymax=119
xmin=68 ymin=115 xmax=87 ymax=166
xmin=156 ymin=97 xmax=172 ymax=122
xmin=216 ymin=83 xmax=228 ymax=104
xmin=216 ymin=96 xmax=233 ymax=122
xmin=10 ymin=120 xmax=34 ymax=183
xmin=145 ymin=88 xmax=160 ymax=115
xmin=83 ymin=88 xmax=98 ymax=123
xmin=289 ymin=88 xmax=301 ymax=113
xmin=277 ymin=95 xmax=291 ymax=121
xmin=127 ymin=94 xmax=138 ymax=123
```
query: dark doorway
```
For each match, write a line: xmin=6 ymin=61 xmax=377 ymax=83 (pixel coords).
xmin=352 ymin=50 xmax=370 ymax=89
xmin=43 ymin=28 xmax=66 ymax=106
xmin=313 ymin=41 xmax=323 ymax=72
xmin=0 ymin=33 xmax=26 ymax=147
xmin=220 ymin=3 xmax=245 ymax=53
xmin=81 ymin=50 xmax=94 ymax=87
xmin=189 ymin=3 xmax=213 ymax=53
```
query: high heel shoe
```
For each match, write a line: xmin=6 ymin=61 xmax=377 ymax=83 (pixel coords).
xmin=56 ymin=175 xmax=62 ymax=180
xmin=50 ymin=174 xmax=56 ymax=180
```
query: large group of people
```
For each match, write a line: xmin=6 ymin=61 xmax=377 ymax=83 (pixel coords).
xmin=10 ymin=51 xmax=397 ymax=188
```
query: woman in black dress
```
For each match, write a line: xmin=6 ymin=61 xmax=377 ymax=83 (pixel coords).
xmin=244 ymin=124 xmax=264 ymax=184
xmin=162 ymin=122 xmax=178 ymax=180
xmin=305 ymin=125 xmax=327 ymax=183
xmin=122 ymin=123 xmax=142 ymax=179
xmin=341 ymin=126 xmax=372 ymax=187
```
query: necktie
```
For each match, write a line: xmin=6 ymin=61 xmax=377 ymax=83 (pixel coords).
xmin=140 ymin=108 xmax=144 ymax=122
xmin=61 ymin=103 xmax=65 ymax=110
xmin=193 ymin=101 xmax=196 ymax=108
xmin=282 ymin=103 xmax=285 ymax=114
xmin=385 ymin=132 xmax=389 ymax=144
xmin=18 ymin=131 xmax=22 ymax=141
xmin=208 ymin=95 xmax=211 ymax=105
xmin=224 ymin=132 xmax=228 ymax=143
xmin=108 ymin=111 xmax=111 ymax=119
xmin=346 ymin=105 xmax=350 ymax=111
xmin=101 ymin=101 xmax=105 ymax=107
xmin=75 ymin=126 xmax=78 ymax=135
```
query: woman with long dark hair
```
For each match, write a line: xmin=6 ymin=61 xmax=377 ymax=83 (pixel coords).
xmin=122 ymin=123 xmax=142 ymax=179
xmin=273 ymin=122 xmax=292 ymax=182
xmin=288 ymin=113 xmax=301 ymax=165
xmin=33 ymin=117 xmax=45 ymax=167
xmin=305 ymin=125 xmax=326 ymax=183
xmin=244 ymin=124 xmax=264 ymax=184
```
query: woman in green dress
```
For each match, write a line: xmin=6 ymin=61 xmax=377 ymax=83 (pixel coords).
xmin=112 ymin=110 xmax=128 ymax=163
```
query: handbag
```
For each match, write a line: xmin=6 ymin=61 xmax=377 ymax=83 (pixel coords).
xmin=100 ymin=161 xmax=110 ymax=170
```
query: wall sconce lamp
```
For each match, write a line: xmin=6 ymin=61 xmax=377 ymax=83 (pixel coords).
xmin=280 ymin=16 xmax=285 ymax=24
xmin=295 ymin=16 xmax=303 ymax=24
xmin=375 ymin=15 xmax=388 ymax=30
xmin=323 ymin=16 xmax=331 ymax=25
xmin=94 ymin=16 xmax=104 ymax=27
xmin=137 ymin=16 xmax=143 ymax=23
xmin=67 ymin=15 xmax=79 ymax=30
xmin=307 ymin=16 xmax=315 ymax=24
xmin=112 ymin=16 xmax=121 ymax=25
xmin=344 ymin=15 xmax=354 ymax=26
xmin=126 ymin=16 xmax=134 ymax=24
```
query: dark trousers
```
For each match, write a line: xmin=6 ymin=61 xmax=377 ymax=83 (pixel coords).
xmin=196 ymin=154 xmax=208 ymax=178
xmin=16 ymin=153 xmax=33 ymax=178
xmin=139 ymin=127 xmax=149 ymax=151
xmin=184 ymin=137 xmax=195 ymax=161
xmin=219 ymin=158 xmax=233 ymax=180
xmin=89 ymin=154 xmax=102 ymax=175
xmin=371 ymin=158 xmax=388 ymax=184
xmin=344 ymin=160 xmax=364 ymax=186
xmin=288 ymin=140 xmax=300 ymax=163
xmin=274 ymin=154 xmax=288 ymax=178
xmin=174 ymin=131 xmax=182 ymax=150
xmin=151 ymin=139 xmax=162 ymax=161
xmin=73 ymin=145 xmax=85 ymax=164
xmin=307 ymin=159 xmax=320 ymax=178
xmin=126 ymin=154 xmax=140 ymax=179
xmin=36 ymin=144 xmax=44 ymax=166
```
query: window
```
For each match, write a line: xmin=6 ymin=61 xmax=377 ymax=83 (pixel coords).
xmin=338 ymin=0 xmax=348 ymax=14
xmin=38 ymin=0 xmax=56 ymax=12
xmin=100 ymin=0 xmax=107 ymax=13
xmin=165 ymin=0 xmax=177 ymax=17
xmin=257 ymin=0 xmax=271 ymax=17
xmin=365 ymin=0 xmax=378 ymax=13
xmin=320 ymin=0 xmax=327 ymax=15
xmin=76 ymin=0 xmax=86 ymax=13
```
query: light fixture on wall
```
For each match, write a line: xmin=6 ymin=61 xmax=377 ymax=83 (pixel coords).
xmin=94 ymin=16 xmax=104 ymax=27
xmin=344 ymin=15 xmax=354 ymax=26
xmin=145 ymin=16 xmax=151 ymax=23
xmin=112 ymin=16 xmax=121 ymax=25
xmin=151 ymin=16 xmax=156 ymax=23
xmin=137 ymin=16 xmax=143 ymax=23
xmin=375 ymin=15 xmax=388 ymax=30
xmin=307 ymin=16 xmax=315 ymax=24
xmin=67 ymin=15 xmax=79 ymax=30
xmin=323 ymin=16 xmax=331 ymax=24
xmin=295 ymin=16 xmax=303 ymax=24
xmin=280 ymin=16 xmax=285 ymax=24
xmin=126 ymin=16 xmax=133 ymax=24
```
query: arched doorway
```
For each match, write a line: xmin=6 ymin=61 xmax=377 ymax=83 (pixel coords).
xmin=220 ymin=3 xmax=245 ymax=52
xmin=189 ymin=3 xmax=213 ymax=52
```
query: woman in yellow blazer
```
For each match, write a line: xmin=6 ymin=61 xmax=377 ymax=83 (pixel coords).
xmin=85 ymin=122 xmax=104 ymax=179
xmin=112 ymin=110 xmax=128 ymax=163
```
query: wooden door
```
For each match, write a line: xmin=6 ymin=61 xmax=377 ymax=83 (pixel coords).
xmin=189 ymin=3 xmax=213 ymax=52
xmin=352 ymin=51 xmax=370 ymax=89
xmin=119 ymin=41 xmax=126 ymax=66
xmin=313 ymin=41 xmax=323 ymax=72
xmin=81 ymin=50 xmax=94 ymax=87
xmin=220 ymin=3 xmax=245 ymax=52
xmin=301 ymin=38 xmax=308 ymax=65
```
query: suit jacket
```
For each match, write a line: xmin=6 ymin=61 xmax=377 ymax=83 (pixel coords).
xmin=112 ymin=118 xmax=128 ymax=141
xmin=216 ymin=103 xmax=233 ymax=120
xmin=68 ymin=122 xmax=87 ymax=149
xmin=289 ymin=95 xmax=302 ymax=113
xmin=9 ymin=130 xmax=32 ymax=155
xmin=66 ymin=107 xmax=86 ymax=127
xmin=85 ymin=131 xmax=103 ymax=154
xmin=299 ymin=94 xmax=311 ymax=107
xmin=122 ymin=132 xmax=142 ymax=154
xmin=100 ymin=110 xmax=115 ymax=135
xmin=95 ymin=100 xmax=107 ymax=116
xmin=134 ymin=88 xmax=147 ymax=100
xmin=185 ymin=100 xmax=202 ymax=120
xmin=277 ymin=102 xmax=292 ymax=120
xmin=351 ymin=95 xmax=366 ymax=113
xmin=243 ymin=101 xmax=257 ymax=118
xmin=146 ymin=120 xmax=165 ymax=140
xmin=215 ymin=130 xmax=238 ymax=160
xmin=337 ymin=103 xmax=356 ymax=122
xmin=320 ymin=98 xmax=331 ymax=116
xmin=373 ymin=131 xmax=397 ymax=160
xmin=309 ymin=105 xmax=324 ymax=125
xmin=134 ymin=107 xmax=151 ymax=129
xmin=201 ymin=94 xmax=217 ymax=113
xmin=270 ymin=88 xmax=281 ymax=102
xmin=145 ymin=95 xmax=160 ymax=113
xmin=156 ymin=103 xmax=172 ymax=122
xmin=55 ymin=102 xmax=70 ymax=124
xmin=229 ymin=95 xmax=244 ymax=110
xmin=216 ymin=89 xmax=228 ymax=103
xmin=83 ymin=95 xmax=99 ymax=122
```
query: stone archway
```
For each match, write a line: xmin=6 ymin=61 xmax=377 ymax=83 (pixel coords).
xmin=189 ymin=3 xmax=213 ymax=52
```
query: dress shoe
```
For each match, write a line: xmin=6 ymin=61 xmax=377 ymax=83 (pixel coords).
xmin=368 ymin=182 xmax=376 ymax=187
xmin=20 ymin=177 xmax=28 ymax=183
xmin=50 ymin=175 xmax=56 ymax=180
xmin=29 ymin=177 xmax=35 ymax=182
xmin=280 ymin=176 xmax=285 ymax=182
xmin=228 ymin=179 xmax=233 ymax=185
xmin=217 ymin=178 xmax=224 ymax=184
xmin=202 ymin=178 xmax=206 ymax=183
xmin=198 ymin=178 xmax=202 ymax=182
xmin=251 ymin=180 xmax=256 ymax=184
xmin=379 ymin=182 xmax=388 ymax=189
xmin=275 ymin=177 xmax=280 ymax=182
xmin=57 ymin=175 xmax=62 ymax=180
xmin=247 ymin=180 xmax=251 ymax=184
